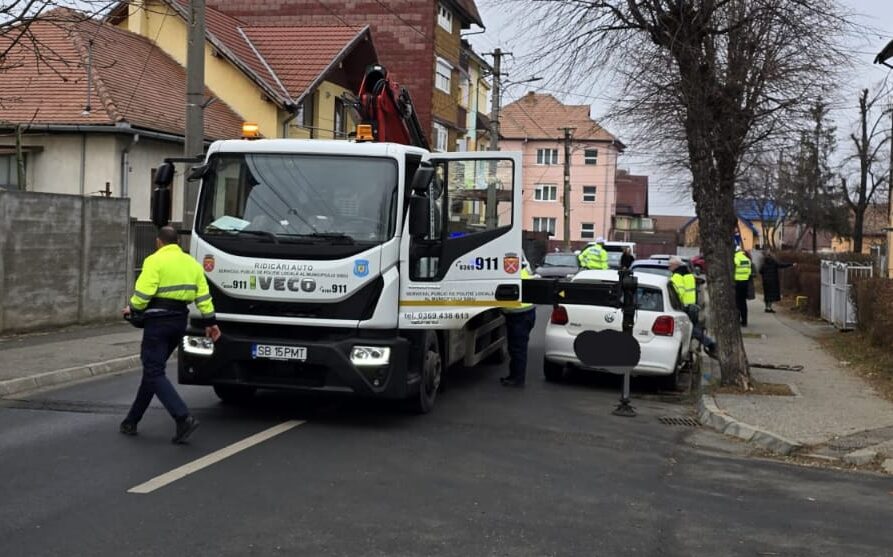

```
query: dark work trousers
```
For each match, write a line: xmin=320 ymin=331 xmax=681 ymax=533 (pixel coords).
xmin=125 ymin=314 xmax=189 ymax=423
xmin=504 ymin=308 xmax=536 ymax=383
xmin=735 ymin=281 xmax=749 ymax=326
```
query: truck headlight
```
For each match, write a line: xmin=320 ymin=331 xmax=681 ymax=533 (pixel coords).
xmin=182 ymin=336 xmax=214 ymax=356
xmin=350 ymin=346 xmax=391 ymax=366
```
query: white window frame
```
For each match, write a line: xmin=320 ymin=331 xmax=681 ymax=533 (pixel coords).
xmin=533 ymin=217 xmax=556 ymax=235
xmin=584 ymin=149 xmax=598 ymax=165
xmin=580 ymin=222 xmax=595 ymax=240
xmin=534 ymin=184 xmax=557 ymax=202
xmin=437 ymin=4 xmax=453 ymax=32
xmin=435 ymin=57 xmax=452 ymax=94
xmin=582 ymin=185 xmax=597 ymax=203
xmin=458 ymin=74 xmax=470 ymax=108
xmin=536 ymin=148 xmax=559 ymax=165
xmin=433 ymin=122 xmax=448 ymax=152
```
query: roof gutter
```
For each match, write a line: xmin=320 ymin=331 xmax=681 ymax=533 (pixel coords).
xmin=1 ymin=123 xmax=216 ymax=145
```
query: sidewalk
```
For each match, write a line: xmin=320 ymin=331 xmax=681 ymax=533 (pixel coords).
xmin=700 ymin=298 xmax=893 ymax=472
xmin=0 ymin=321 xmax=142 ymax=397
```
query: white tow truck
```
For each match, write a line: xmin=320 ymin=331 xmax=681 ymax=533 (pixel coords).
xmin=151 ymin=75 xmax=524 ymax=413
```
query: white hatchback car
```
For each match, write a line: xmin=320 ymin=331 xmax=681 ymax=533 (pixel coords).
xmin=543 ymin=270 xmax=695 ymax=390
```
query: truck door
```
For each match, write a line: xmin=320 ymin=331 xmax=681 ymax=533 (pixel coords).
xmin=399 ymin=152 xmax=523 ymax=329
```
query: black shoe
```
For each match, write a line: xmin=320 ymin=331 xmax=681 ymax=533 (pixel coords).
xmin=705 ymin=345 xmax=719 ymax=360
xmin=119 ymin=420 xmax=138 ymax=436
xmin=741 ymin=322 xmax=748 ymax=327
xmin=501 ymin=378 xmax=525 ymax=388
xmin=766 ymin=309 xmax=775 ymax=313
xmin=172 ymin=416 xmax=200 ymax=444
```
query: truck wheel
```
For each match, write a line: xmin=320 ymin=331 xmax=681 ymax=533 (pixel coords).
xmin=543 ymin=359 xmax=565 ymax=382
xmin=213 ymin=384 xmax=257 ymax=404
xmin=409 ymin=332 xmax=441 ymax=414
xmin=484 ymin=344 xmax=508 ymax=365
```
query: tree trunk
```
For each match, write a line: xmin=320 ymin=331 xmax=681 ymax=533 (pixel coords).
xmin=15 ymin=124 xmax=25 ymax=191
xmin=812 ymin=226 xmax=817 ymax=253
xmin=852 ymin=208 xmax=864 ymax=253
xmin=697 ymin=174 xmax=750 ymax=388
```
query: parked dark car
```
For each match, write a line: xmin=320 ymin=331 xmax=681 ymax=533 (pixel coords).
xmin=534 ymin=252 xmax=581 ymax=278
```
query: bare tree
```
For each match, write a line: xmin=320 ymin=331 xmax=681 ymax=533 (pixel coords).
xmin=506 ymin=0 xmax=848 ymax=387
xmin=841 ymin=87 xmax=890 ymax=253
xmin=737 ymin=153 xmax=788 ymax=250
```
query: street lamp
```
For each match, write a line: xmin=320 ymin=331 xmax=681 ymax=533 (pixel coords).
xmin=873 ymin=40 xmax=893 ymax=277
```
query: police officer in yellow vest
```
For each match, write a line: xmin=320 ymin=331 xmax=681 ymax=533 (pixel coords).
xmin=669 ymin=257 xmax=717 ymax=359
xmin=734 ymin=245 xmax=753 ymax=326
xmin=578 ymin=237 xmax=609 ymax=270
xmin=120 ymin=226 xmax=220 ymax=443
xmin=501 ymin=261 xmax=536 ymax=387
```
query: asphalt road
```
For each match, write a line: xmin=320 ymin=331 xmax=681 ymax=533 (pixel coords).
xmin=1 ymin=308 xmax=891 ymax=556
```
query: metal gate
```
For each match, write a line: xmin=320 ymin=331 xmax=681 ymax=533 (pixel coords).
xmin=820 ymin=261 xmax=873 ymax=330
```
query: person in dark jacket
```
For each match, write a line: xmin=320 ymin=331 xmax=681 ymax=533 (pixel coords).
xmin=759 ymin=250 xmax=794 ymax=313
xmin=620 ymin=247 xmax=635 ymax=270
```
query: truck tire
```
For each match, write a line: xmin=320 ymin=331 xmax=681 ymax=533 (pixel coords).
xmin=484 ymin=344 xmax=508 ymax=365
xmin=213 ymin=384 xmax=257 ymax=404
xmin=543 ymin=358 xmax=565 ymax=382
xmin=409 ymin=332 xmax=441 ymax=414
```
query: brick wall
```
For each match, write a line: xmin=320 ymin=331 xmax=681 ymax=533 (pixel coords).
xmin=207 ymin=0 xmax=438 ymax=136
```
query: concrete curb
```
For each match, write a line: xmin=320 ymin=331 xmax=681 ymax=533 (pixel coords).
xmin=698 ymin=394 xmax=804 ymax=455
xmin=0 ymin=355 xmax=141 ymax=398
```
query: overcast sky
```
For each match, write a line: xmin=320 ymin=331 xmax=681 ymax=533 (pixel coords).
xmin=467 ymin=0 xmax=893 ymax=216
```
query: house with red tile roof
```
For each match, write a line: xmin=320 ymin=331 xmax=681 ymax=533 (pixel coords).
xmin=0 ymin=11 xmax=245 ymax=219
xmin=107 ymin=0 xmax=379 ymax=140
xmin=499 ymin=92 xmax=625 ymax=247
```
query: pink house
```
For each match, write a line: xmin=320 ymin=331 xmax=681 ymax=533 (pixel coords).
xmin=499 ymin=93 xmax=624 ymax=248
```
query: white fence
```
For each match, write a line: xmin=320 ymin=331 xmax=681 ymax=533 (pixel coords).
xmin=820 ymin=261 xmax=873 ymax=330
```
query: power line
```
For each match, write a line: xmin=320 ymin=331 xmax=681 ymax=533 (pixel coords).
xmin=310 ymin=0 xmax=358 ymax=29
xmin=370 ymin=0 xmax=428 ymax=40
xmin=122 ymin=8 xmax=170 ymax=116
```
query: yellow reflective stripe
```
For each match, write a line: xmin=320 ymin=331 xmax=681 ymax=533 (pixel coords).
xmin=156 ymin=284 xmax=198 ymax=293
xmin=132 ymin=290 xmax=152 ymax=300
xmin=195 ymin=294 xmax=212 ymax=303
xmin=400 ymin=300 xmax=523 ymax=308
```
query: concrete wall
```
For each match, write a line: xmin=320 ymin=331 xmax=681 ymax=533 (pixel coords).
xmin=0 ymin=191 xmax=131 ymax=334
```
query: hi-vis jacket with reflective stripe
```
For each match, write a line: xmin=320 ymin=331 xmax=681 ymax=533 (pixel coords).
xmin=670 ymin=269 xmax=697 ymax=306
xmin=130 ymin=244 xmax=215 ymax=320
xmin=734 ymin=250 xmax=752 ymax=282
xmin=505 ymin=267 xmax=535 ymax=313
xmin=578 ymin=244 xmax=608 ymax=270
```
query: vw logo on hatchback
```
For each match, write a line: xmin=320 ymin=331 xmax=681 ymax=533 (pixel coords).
xmin=604 ymin=313 xmax=615 ymax=323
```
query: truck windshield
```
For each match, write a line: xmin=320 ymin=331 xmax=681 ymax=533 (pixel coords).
xmin=197 ymin=154 xmax=398 ymax=245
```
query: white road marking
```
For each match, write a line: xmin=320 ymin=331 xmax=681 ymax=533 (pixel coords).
xmin=127 ymin=420 xmax=305 ymax=494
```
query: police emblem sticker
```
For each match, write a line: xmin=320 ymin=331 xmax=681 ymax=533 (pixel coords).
xmin=203 ymin=254 xmax=215 ymax=273
xmin=353 ymin=259 xmax=370 ymax=278
xmin=503 ymin=253 xmax=520 ymax=274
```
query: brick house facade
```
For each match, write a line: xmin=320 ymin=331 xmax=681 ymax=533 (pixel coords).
xmin=205 ymin=0 xmax=485 ymax=150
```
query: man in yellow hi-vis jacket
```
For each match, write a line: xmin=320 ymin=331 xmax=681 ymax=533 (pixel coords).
xmin=121 ymin=226 xmax=220 ymax=444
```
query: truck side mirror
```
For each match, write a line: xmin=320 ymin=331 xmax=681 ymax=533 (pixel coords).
xmin=410 ymin=164 xmax=434 ymax=194
xmin=151 ymin=186 xmax=172 ymax=228
xmin=186 ymin=164 xmax=209 ymax=181
xmin=154 ymin=162 xmax=175 ymax=187
xmin=409 ymin=194 xmax=430 ymax=238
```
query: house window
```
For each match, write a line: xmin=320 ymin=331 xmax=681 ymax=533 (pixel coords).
xmin=583 ymin=186 xmax=597 ymax=202
xmin=584 ymin=149 xmax=598 ymax=165
xmin=456 ymin=137 xmax=468 ymax=151
xmin=334 ymin=97 xmax=347 ymax=138
xmin=0 ymin=154 xmax=23 ymax=188
xmin=435 ymin=58 xmax=452 ymax=93
xmin=437 ymin=4 xmax=453 ymax=32
xmin=533 ymin=217 xmax=556 ymax=235
xmin=534 ymin=184 xmax=557 ymax=201
xmin=433 ymin=122 xmax=448 ymax=152
xmin=536 ymin=148 xmax=558 ymax=165
xmin=580 ymin=222 xmax=595 ymax=240
xmin=459 ymin=75 xmax=470 ymax=108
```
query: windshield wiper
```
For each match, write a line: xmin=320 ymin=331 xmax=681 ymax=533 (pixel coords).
xmin=207 ymin=228 xmax=280 ymax=244
xmin=281 ymin=232 xmax=355 ymax=245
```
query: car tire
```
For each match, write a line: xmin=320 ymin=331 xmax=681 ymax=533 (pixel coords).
xmin=408 ymin=332 xmax=441 ymax=414
xmin=213 ymin=384 xmax=257 ymax=404
xmin=543 ymin=358 xmax=566 ymax=382
xmin=659 ymin=354 xmax=684 ymax=392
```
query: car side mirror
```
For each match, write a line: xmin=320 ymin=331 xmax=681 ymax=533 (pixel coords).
xmin=408 ymin=194 xmax=430 ymax=238
xmin=154 ymin=162 xmax=175 ymax=187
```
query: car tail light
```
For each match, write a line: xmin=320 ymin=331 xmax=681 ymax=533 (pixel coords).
xmin=550 ymin=305 xmax=569 ymax=325
xmin=652 ymin=315 xmax=675 ymax=336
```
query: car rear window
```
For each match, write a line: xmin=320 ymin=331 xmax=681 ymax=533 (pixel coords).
xmin=637 ymin=287 xmax=663 ymax=312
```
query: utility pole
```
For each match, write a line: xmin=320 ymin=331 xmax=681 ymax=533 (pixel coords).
xmin=486 ymin=48 xmax=509 ymax=151
xmin=183 ymin=0 xmax=206 ymax=229
xmin=887 ymin=106 xmax=893 ymax=277
xmin=560 ymin=127 xmax=575 ymax=250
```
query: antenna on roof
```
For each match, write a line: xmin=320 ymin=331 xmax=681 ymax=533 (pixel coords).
xmin=82 ymin=39 xmax=93 ymax=116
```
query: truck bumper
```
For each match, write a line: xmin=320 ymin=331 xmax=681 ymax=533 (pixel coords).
xmin=178 ymin=324 xmax=414 ymax=399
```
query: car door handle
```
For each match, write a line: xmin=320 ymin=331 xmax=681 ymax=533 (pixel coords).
xmin=495 ymin=283 xmax=519 ymax=301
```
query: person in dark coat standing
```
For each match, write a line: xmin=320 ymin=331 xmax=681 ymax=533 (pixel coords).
xmin=759 ymin=250 xmax=794 ymax=313
xmin=620 ymin=247 xmax=635 ymax=270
